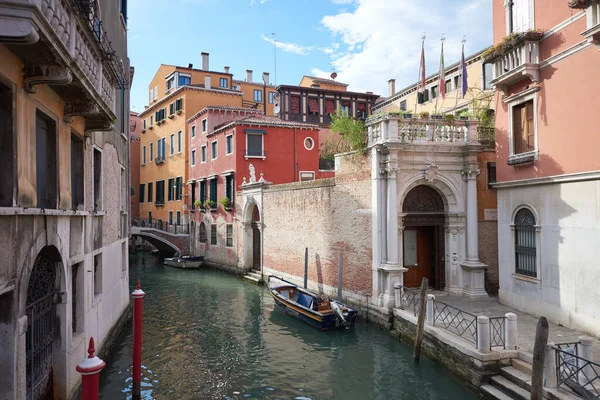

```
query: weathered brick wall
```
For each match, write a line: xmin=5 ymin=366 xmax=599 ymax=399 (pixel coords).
xmin=192 ymin=210 xmax=237 ymax=268
xmin=262 ymin=152 xmax=372 ymax=295
xmin=479 ymin=220 xmax=499 ymax=295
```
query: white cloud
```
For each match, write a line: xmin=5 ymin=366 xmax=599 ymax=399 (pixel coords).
xmin=251 ymin=0 xmax=270 ymax=5
xmin=319 ymin=42 xmax=340 ymax=55
xmin=331 ymin=0 xmax=355 ymax=3
xmin=261 ymin=34 xmax=314 ymax=55
xmin=317 ymin=0 xmax=492 ymax=96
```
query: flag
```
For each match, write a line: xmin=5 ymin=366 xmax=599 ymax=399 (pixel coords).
xmin=439 ymin=40 xmax=446 ymax=100
xmin=461 ymin=42 xmax=468 ymax=99
xmin=419 ymin=39 xmax=426 ymax=93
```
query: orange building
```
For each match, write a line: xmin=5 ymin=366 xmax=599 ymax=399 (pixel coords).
xmin=138 ymin=53 xmax=276 ymax=226
xmin=234 ymin=70 xmax=278 ymax=116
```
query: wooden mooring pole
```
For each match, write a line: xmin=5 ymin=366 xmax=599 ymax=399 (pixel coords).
xmin=413 ymin=277 xmax=428 ymax=363
xmin=303 ymin=247 xmax=308 ymax=289
xmin=531 ymin=316 xmax=549 ymax=400
xmin=337 ymin=251 xmax=342 ymax=302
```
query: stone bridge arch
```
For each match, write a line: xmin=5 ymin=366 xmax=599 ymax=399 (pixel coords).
xmin=130 ymin=227 xmax=189 ymax=256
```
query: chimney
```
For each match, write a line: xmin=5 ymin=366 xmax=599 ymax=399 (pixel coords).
xmin=224 ymin=66 xmax=230 ymax=74
xmin=262 ymin=72 xmax=270 ymax=85
xmin=388 ymin=79 xmax=395 ymax=96
xmin=205 ymin=75 xmax=211 ymax=90
xmin=187 ymin=63 xmax=193 ymax=69
xmin=246 ymin=69 xmax=253 ymax=83
xmin=201 ymin=52 xmax=209 ymax=71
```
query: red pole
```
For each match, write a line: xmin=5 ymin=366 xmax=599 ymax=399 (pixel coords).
xmin=131 ymin=279 xmax=145 ymax=400
xmin=76 ymin=337 xmax=106 ymax=400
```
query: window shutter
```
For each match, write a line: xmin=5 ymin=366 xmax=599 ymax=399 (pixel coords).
xmin=308 ymin=98 xmax=319 ymax=113
xmin=325 ymin=99 xmax=335 ymax=114
xmin=513 ymin=105 xmax=523 ymax=154
xmin=247 ymin=135 xmax=262 ymax=156
xmin=525 ymin=100 xmax=534 ymax=151
xmin=290 ymin=96 xmax=301 ymax=114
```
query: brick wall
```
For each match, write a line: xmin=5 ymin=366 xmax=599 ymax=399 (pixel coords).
xmin=261 ymin=152 xmax=372 ymax=295
xmin=479 ymin=220 xmax=499 ymax=294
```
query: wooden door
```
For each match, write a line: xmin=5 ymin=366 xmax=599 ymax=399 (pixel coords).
xmin=252 ymin=225 xmax=261 ymax=269
xmin=403 ymin=227 xmax=432 ymax=287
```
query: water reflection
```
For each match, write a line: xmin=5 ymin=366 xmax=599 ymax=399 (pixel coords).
xmin=100 ymin=252 xmax=474 ymax=399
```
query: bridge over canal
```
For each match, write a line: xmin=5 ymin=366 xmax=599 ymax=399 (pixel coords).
xmin=130 ymin=219 xmax=190 ymax=256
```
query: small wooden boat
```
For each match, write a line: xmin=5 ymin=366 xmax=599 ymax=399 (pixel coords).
xmin=164 ymin=255 xmax=204 ymax=269
xmin=268 ymin=275 xmax=358 ymax=330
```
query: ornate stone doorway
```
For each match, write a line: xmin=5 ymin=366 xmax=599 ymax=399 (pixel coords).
xmin=251 ymin=206 xmax=261 ymax=269
xmin=25 ymin=246 xmax=61 ymax=400
xmin=402 ymin=185 xmax=446 ymax=290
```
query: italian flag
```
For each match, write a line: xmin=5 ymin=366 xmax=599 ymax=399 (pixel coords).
xmin=439 ymin=41 xmax=446 ymax=100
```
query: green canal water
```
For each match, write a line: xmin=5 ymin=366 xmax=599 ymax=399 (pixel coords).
xmin=99 ymin=251 xmax=475 ymax=400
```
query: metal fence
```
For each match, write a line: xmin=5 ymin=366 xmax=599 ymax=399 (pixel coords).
xmin=489 ymin=317 xmax=506 ymax=349
xmin=432 ymin=300 xmax=478 ymax=345
xmin=554 ymin=343 xmax=600 ymax=399
xmin=132 ymin=218 xmax=189 ymax=234
xmin=399 ymin=286 xmax=422 ymax=316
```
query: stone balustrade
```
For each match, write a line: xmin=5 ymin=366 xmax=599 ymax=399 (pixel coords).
xmin=0 ymin=0 xmax=119 ymax=115
xmin=489 ymin=37 xmax=540 ymax=94
xmin=367 ymin=114 xmax=480 ymax=147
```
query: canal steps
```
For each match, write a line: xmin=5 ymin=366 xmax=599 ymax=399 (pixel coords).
xmin=243 ymin=269 xmax=263 ymax=284
xmin=481 ymin=353 xmax=581 ymax=400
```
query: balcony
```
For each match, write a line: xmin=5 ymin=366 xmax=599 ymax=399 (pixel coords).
xmin=484 ymin=31 xmax=543 ymax=95
xmin=366 ymin=114 xmax=480 ymax=147
xmin=0 ymin=0 xmax=126 ymax=131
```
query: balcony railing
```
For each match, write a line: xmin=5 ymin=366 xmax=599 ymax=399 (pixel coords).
xmin=0 ymin=0 xmax=127 ymax=130
xmin=486 ymin=32 xmax=542 ymax=95
xmin=366 ymin=114 xmax=480 ymax=147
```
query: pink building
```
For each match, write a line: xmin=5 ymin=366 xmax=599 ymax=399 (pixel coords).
xmin=186 ymin=107 xmax=330 ymax=269
xmin=489 ymin=0 xmax=600 ymax=335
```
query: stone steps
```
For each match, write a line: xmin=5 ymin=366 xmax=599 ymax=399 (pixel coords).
xmin=243 ymin=270 xmax=263 ymax=285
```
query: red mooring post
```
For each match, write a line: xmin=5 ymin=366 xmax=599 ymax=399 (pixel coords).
xmin=131 ymin=279 xmax=146 ymax=400
xmin=76 ymin=337 xmax=106 ymax=400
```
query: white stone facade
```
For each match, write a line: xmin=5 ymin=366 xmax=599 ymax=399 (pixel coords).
xmin=496 ymin=176 xmax=600 ymax=336
xmin=367 ymin=115 xmax=489 ymax=308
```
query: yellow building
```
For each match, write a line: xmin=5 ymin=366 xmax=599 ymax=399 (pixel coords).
xmin=138 ymin=53 xmax=276 ymax=224
xmin=298 ymin=75 xmax=349 ymax=92
xmin=234 ymin=70 xmax=278 ymax=116
xmin=375 ymin=47 xmax=493 ymax=116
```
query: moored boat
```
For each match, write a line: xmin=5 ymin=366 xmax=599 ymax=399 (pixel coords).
xmin=267 ymin=275 xmax=357 ymax=330
xmin=164 ymin=255 xmax=204 ymax=269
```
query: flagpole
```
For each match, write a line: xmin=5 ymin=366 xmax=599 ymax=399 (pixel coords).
xmin=434 ymin=34 xmax=444 ymax=115
xmin=453 ymin=37 xmax=466 ymax=113
xmin=414 ymin=33 xmax=426 ymax=114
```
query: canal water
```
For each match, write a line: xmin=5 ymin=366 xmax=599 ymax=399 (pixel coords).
xmin=100 ymin=251 xmax=475 ymax=400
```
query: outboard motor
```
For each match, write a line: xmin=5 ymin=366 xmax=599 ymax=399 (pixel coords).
xmin=330 ymin=300 xmax=347 ymax=326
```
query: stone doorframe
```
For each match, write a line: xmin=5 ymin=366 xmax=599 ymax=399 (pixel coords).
xmin=239 ymin=182 xmax=269 ymax=275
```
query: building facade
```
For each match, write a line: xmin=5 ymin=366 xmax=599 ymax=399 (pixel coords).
xmin=130 ymin=111 xmax=141 ymax=218
xmin=0 ymin=0 xmax=131 ymax=398
xmin=490 ymin=0 xmax=600 ymax=335
xmin=137 ymin=53 xmax=277 ymax=226
xmin=234 ymin=70 xmax=278 ymax=116
xmin=187 ymin=112 xmax=326 ymax=270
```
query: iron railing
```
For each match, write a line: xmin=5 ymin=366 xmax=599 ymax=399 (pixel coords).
xmin=433 ymin=300 xmax=478 ymax=345
xmin=489 ymin=317 xmax=506 ymax=349
xmin=398 ymin=286 xmax=422 ymax=316
xmin=554 ymin=343 xmax=600 ymax=399
xmin=133 ymin=218 xmax=189 ymax=234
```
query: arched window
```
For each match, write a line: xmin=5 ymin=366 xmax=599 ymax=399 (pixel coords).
xmin=198 ymin=222 xmax=207 ymax=243
xmin=514 ymin=208 xmax=536 ymax=277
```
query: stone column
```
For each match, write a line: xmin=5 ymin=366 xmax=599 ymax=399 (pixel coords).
xmin=381 ymin=153 xmax=407 ymax=309
xmin=371 ymin=146 xmax=383 ymax=301
xmin=460 ymin=169 xmax=488 ymax=298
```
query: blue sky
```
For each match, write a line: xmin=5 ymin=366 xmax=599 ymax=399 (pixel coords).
xmin=127 ymin=0 xmax=492 ymax=112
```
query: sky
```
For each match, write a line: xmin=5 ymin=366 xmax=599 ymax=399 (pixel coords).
xmin=127 ymin=0 xmax=492 ymax=112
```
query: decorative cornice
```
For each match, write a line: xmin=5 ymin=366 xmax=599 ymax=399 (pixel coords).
xmin=23 ymin=65 xmax=72 ymax=94
xmin=492 ymin=170 xmax=600 ymax=189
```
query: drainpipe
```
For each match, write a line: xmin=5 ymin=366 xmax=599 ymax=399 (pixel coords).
xmin=293 ymin=128 xmax=297 ymax=182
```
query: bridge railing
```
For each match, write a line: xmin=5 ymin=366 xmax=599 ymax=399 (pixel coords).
xmin=132 ymin=218 xmax=189 ymax=235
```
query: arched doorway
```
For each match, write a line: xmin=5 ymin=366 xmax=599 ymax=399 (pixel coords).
xmin=251 ymin=205 xmax=261 ymax=270
xmin=402 ymin=185 xmax=446 ymax=290
xmin=25 ymin=246 xmax=61 ymax=400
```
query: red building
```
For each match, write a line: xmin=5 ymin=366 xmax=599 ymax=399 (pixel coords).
xmin=186 ymin=108 xmax=329 ymax=268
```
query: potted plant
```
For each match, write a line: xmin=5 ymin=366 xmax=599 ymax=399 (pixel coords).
xmin=402 ymin=110 xmax=414 ymax=118
xmin=204 ymin=200 xmax=216 ymax=210
xmin=443 ymin=114 xmax=455 ymax=122
xmin=176 ymin=110 xmax=182 ymax=115
xmin=419 ymin=111 xmax=430 ymax=119
xmin=168 ymin=114 xmax=174 ymax=119
xmin=194 ymin=199 xmax=203 ymax=210
xmin=218 ymin=197 xmax=231 ymax=210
